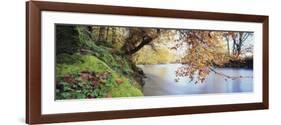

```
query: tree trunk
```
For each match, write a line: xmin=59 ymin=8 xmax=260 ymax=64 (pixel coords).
xmin=125 ymin=35 xmax=153 ymax=55
xmin=237 ymin=32 xmax=243 ymax=56
xmin=98 ymin=26 xmax=106 ymax=42
xmin=232 ymin=38 xmax=236 ymax=55
xmin=106 ymin=27 xmax=110 ymax=42
xmin=112 ymin=28 xmax=116 ymax=44
xmin=226 ymin=36 xmax=230 ymax=56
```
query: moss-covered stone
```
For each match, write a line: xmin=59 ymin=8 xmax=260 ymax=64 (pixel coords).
xmin=56 ymin=54 xmax=112 ymax=77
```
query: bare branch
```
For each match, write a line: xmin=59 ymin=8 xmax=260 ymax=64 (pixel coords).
xmin=209 ymin=67 xmax=253 ymax=80
xmin=241 ymin=33 xmax=250 ymax=43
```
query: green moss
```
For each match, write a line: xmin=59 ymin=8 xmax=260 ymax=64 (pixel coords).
xmin=110 ymin=79 xmax=143 ymax=97
xmin=109 ymin=72 xmax=143 ymax=97
xmin=56 ymin=54 xmax=112 ymax=77
xmin=56 ymin=53 xmax=83 ymax=64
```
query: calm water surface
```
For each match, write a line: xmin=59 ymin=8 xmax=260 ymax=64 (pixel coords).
xmin=137 ymin=64 xmax=253 ymax=96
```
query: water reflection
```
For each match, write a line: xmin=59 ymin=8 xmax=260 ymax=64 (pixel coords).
xmin=137 ymin=64 xmax=253 ymax=96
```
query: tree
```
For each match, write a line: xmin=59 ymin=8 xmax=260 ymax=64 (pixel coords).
xmin=175 ymin=30 xmax=230 ymax=83
xmin=98 ymin=26 xmax=107 ymax=42
xmin=174 ymin=30 xmax=253 ymax=83
xmin=223 ymin=32 xmax=231 ymax=56
xmin=122 ymin=28 xmax=161 ymax=55
xmin=230 ymin=32 xmax=251 ymax=58
xmin=74 ymin=25 xmax=253 ymax=83
xmin=111 ymin=27 xmax=117 ymax=44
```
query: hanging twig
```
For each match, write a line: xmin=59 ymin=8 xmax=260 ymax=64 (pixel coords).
xmin=209 ymin=67 xmax=253 ymax=80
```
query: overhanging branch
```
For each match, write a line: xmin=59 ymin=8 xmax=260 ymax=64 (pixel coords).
xmin=209 ymin=67 xmax=253 ymax=80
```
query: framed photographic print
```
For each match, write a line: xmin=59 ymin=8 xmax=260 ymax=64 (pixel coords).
xmin=26 ymin=1 xmax=269 ymax=124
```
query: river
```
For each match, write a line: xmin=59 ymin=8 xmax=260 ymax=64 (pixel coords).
xmin=137 ymin=64 xmax=253 ymax=96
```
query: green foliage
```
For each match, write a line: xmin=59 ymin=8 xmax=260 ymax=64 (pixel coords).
xmin=88 ymin=73 xmax=118 ymax=98
xmin=56 ymin=71 xmax=120 ymax=99
xmin=56 ymin=80 xmax=93 ymax=99
xmin=76 ymin=26 xmax=96 ymax=49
